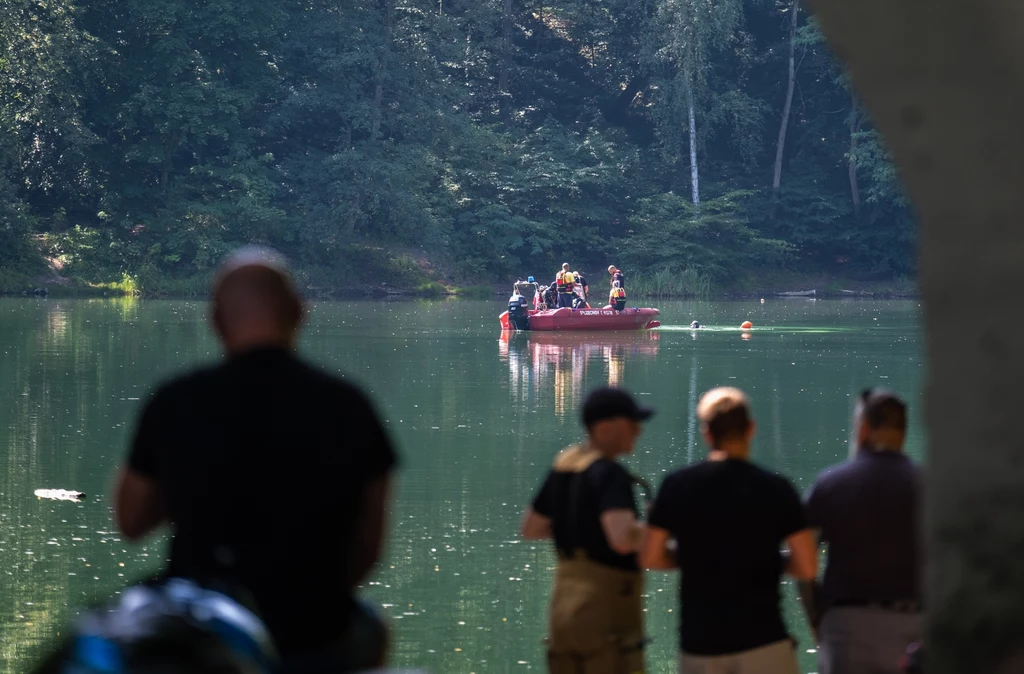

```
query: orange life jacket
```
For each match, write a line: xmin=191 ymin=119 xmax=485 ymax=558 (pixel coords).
xmin=556 ymin=271 xmax=575 ymax=293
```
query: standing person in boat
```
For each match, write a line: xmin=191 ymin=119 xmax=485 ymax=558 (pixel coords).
xmin=113 ymin=247 xmax=398 ymax=671
xmin=574 ymin=271 xmax=590 ymax=302
xmin=522 ymin=387 xmax=655 ymax=674
xmin=610 ymin=281 xmax=627 ymax=311
xmin=803 ymin=389 xmax=923 ymax=674
xmin=641 ymin=387 xmax=817 ymax=674
xmin=608 ymin=265 xmax=625 ymax=290
xmin=555 ymin=263 xmax=576 ymax=309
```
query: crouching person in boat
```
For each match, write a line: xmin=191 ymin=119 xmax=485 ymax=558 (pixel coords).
xmin=521 ymin=387 xmax=654 ymax=674
xmin=609 ymin=282 xmax=626 ymax=312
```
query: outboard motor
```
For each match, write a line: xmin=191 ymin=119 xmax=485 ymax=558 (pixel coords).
xmin=507 ymin=293 xmax=531 ymax=331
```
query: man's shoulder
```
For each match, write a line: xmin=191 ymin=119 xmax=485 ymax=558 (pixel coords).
xmin=586 ymin=457 xmax=629 ymax=480
xmin=660 ymin=462 xmax=707 ymax=488
xmin=148 ymin=363 xmax=221 ymax=401
xmin=740 ymin=461 xmax=800 ymax=496
xmin=815 ymin=452 xmax=921 ymax=488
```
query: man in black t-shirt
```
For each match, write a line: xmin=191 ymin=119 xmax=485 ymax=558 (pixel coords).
xmin=804 ymin=389 xmax=923 ymax=674
xmin=114 ymin=247 xmax=398 ymax=668
xmin=521 ymin=387 xmax=655 ymax=674
xmin=641 ymin=387 xmax=816 ymax=674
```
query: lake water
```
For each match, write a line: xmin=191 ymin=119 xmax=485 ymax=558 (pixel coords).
xmin=0 ymin=297 xmax=924 ymax=673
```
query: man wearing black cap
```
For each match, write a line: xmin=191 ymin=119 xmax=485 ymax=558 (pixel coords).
xmin=113 ymin=247 xmax=398 ymax=670
xmin=641 ymin=387 xmax=816 ymax=674
xmin=803 ymin=389 xmax=923 ymax=674
xmin=521 ymin=386 xmax=654 ymax=674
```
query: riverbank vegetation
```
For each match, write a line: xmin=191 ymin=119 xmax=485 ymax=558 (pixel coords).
xmin=0 ymin=0 xmax=915 ymax=297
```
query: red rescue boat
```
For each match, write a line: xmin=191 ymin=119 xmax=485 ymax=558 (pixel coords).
xmin=499 ymin=306 xmax=661 ymax=332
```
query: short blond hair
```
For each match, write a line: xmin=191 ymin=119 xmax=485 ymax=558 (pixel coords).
xmin=697 ymin=387 xmax=753 ymax=444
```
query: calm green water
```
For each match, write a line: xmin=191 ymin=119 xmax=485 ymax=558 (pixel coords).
xmin=0 ymin=297 xmax=924 ymax=673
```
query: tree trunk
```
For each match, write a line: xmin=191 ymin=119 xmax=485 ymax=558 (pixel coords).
xmin=370 ymin=0 xmax=393 ymax=141
xmin=849 ymin=91 xmax=862 ymax=217
xmin=771 ymin=0 xmax=799 ymax=209
xmin=498 ymin=0 xmax=512 ymax=93
xmin=688 ymin=86 xmax=700 ymax=208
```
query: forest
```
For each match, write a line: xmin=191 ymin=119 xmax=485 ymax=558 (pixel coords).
xmin=0 ymin=0 xmax=916 ymax=295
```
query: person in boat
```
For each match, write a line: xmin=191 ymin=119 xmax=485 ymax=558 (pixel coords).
xmin=114 ymin=247 xmax=398 ymax=671
xmin=608 ymin=265 xmax=626 ymax=290
xmin=542 ymin=283 xmax=558 ymax=310
xmin=690 ymin=321 xmax=702 ymax=329
xmin=555 ymin=263 xmax=576 ymax=309
xmin=574 ymin=271 xmax=590 ymax=301
xmin=610 ymin=281 xmax=627 ymax=312
xmin=522 ymin=387 xmax=654 ymax=674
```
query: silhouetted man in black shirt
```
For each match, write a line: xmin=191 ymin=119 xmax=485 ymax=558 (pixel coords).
xmin=114 ymin=248 xmax=397 ymax=668
xmin=642 ymin=387 xmax=816 ymax=674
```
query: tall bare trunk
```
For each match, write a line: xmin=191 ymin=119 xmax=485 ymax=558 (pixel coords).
xmin=848 ymin=91 xmax=862 ymax=217
xmin=354 ymin=0 xmax=392 ymax=236
xmin=498 ymin=0 xmax=512 ymax=93
xmin=370 ymin=0 xmax=392 ymax=141
xmin=688 ymin=86 xmax=700 ymax=208
xmin=771 ymin=0 xmax=799 ymax=203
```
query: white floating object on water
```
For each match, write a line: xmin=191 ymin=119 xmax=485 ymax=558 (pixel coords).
xmin=34 ymin=489 xmax=86 ymax=502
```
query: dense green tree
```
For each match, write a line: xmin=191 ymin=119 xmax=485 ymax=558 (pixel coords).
xmin=0 ymin=0 xmax=917 ymax=291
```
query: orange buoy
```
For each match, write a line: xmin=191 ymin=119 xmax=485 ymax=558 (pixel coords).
xmin=741 ymin=321 xmax=753 ymax=330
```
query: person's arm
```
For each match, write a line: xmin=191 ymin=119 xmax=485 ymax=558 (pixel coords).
xmin=600 ymin=509 xmax=643 ymax=554
xmin=349 ymin=474 xmax=392 ymax=587
xmin=114 ymin=468 xmax=167 ymax=541
xmin=348 ymin=391 xmax=399 ymax=587
xmin=522 ymin=471 xmax=556 ymax=540
xmin=797 ymin=481 xmax=825 ymax=634
xmin=785 ymin=528 xmax=817 ymax=580
xmin=640 ymin=525 xmax=676 ymax=569
xmin=115 ymin=390 xmax=170 ymax=541
xmin=521 ymin=507 xmax=553 ymax=540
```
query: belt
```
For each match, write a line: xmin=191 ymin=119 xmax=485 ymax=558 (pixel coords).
xmin=832 ymin=599 xmax=922 ymax=613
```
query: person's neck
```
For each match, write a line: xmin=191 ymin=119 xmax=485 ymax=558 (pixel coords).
xmin=587 ymin=439 xmax=624 ymax=459
xmin=708 ymin=441 xmax=750 ymax=462
xmin=860 ymin=443 xmax=904 ymax=454
xmin=861 ymin=431 xmax=905 ymax=454
xmin=225 ymin=334 xmax=292 ymax=356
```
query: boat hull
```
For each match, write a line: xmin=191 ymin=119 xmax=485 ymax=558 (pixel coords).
xmin=499 ymin=307 xmax=660 ymax=331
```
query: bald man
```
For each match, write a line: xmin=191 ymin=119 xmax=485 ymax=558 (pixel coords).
xmin=114 ymin=247 xmax=397 ymax=668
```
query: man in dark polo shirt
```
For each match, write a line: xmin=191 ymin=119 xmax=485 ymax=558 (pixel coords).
xmin=804 ymin=389 xmax=923 ymax=674
xmin=641 ymin=386 xmax=817 ymax=674
xmin=521 ymin=387 xmax=654 ymax=674
xmin=113 ymin=247 xmax=398 ymax=668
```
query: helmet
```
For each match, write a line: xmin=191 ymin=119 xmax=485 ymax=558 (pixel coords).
xmin=41 ymin=579 xmax=277 ymax=674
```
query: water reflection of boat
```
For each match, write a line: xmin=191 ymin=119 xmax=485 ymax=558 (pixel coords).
xmin=500 ymin=331 xmax=660 ymax=413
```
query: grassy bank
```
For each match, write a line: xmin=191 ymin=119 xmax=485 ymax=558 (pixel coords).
xmin=0 ymin=247 xmax=917 ymax=301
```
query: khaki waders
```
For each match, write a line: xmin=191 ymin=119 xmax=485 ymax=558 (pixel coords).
xmin=545 ymin=445 xmax=646 ymax=674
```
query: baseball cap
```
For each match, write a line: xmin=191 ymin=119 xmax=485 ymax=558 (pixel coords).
xmin=582 ymin=387 xmax=655 ymax=427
